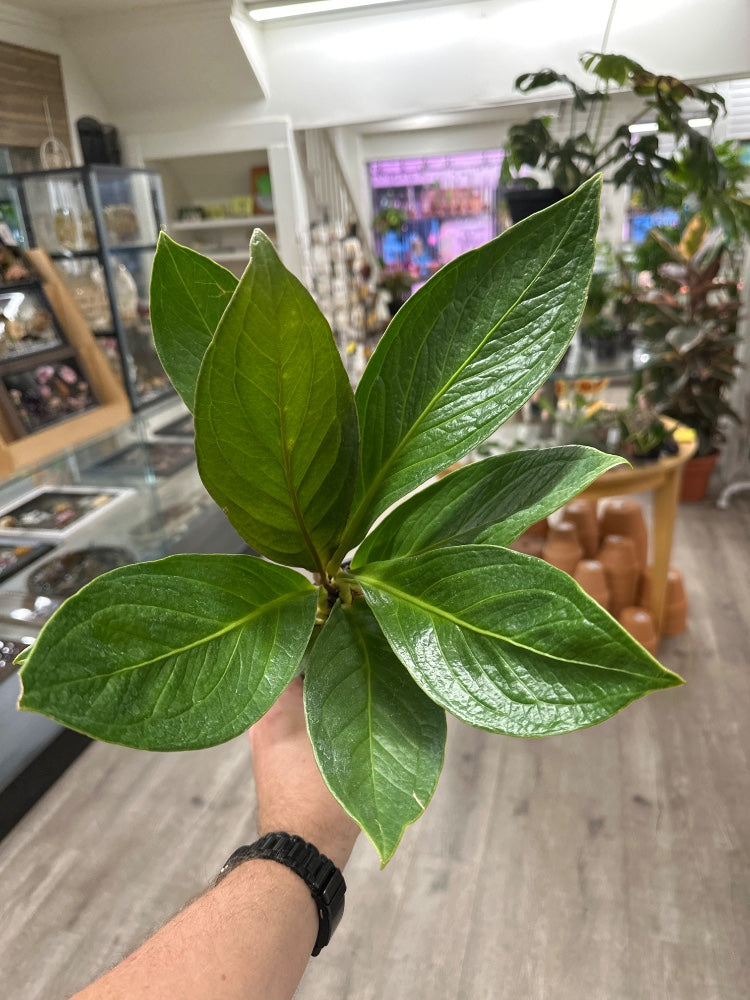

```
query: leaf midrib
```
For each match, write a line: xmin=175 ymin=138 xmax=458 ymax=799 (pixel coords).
xmin=351 ymin=622 xmax=389 ymax=847
xmin=356 ymin=572 xmax=662 ymax=682
xmin=30 ymin=587 xmax=313 ymax=689
xmin=350 ymin=201 xmax=586 ymax=538
xmin=272 ymin=284 xmax=326 ymax=575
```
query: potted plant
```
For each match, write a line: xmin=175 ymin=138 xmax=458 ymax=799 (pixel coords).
xmin=377 ymin=268 xmax=413 ymax=317
xmin=633 ymin=214 xmax=742 ymax=498
xmin=17 ymin=178 xmax=681 ymax=865
xmin=500 ymin=51 xmax=750 ymax=233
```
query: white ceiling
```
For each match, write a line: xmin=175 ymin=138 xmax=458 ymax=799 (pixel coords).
xmin=18 ymin=0 xmax=267 ymax=116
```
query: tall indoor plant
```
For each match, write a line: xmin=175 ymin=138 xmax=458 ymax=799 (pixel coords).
xmin=633 ymin=214 xmax=742 ymax=498
xmin=17 ymin=177 xmax=681 ymax=864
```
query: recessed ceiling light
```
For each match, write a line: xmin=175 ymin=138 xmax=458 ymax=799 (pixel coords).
xmin=687 ymin=117 xmax=712 ymax=128
xmin=628 ymin=122 xmax=659 ymax=134
xmin=247 ymin=0 xmax=406 ymax=22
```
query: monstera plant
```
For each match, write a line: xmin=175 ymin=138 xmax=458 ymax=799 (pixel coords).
xmin=18 ymin=176 xmax=680 ymax=864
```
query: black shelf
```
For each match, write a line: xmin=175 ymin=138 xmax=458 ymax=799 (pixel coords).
xmin=49 ymin=243 xmax=157 ymax=260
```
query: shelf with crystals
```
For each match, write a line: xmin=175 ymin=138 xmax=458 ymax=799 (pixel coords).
xmin=0 ymin=165 xmax=172 ymax=410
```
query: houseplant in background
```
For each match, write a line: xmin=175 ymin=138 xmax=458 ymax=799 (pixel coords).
xmin=633 ymin=214 xmax=742 ymax=499
xmin=17 ymin=177 xmax=681 ymax=865
xmin=500 ymin=50 xmax=750 ymax=233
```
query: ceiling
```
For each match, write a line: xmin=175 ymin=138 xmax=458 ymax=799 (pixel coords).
xmin=19 ymin=1 xmax=267 ymax=116
xmin=10 ymin=0 xmax=750 ymax=139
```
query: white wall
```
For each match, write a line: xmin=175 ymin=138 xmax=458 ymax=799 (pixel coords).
xmin=0 ymin=2 xmax=110 ymax=163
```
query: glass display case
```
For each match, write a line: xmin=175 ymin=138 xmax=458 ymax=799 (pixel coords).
xmin=0 ymin=397 xmax=249 ymax=793
xmin=0 ymin=278 xmax=100 ymax=436
xmin=0 ymin=165 xmax=172 ymax=409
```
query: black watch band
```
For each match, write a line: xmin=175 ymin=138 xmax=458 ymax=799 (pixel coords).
xmin=215 ymin=832 xmax=346 ymax=956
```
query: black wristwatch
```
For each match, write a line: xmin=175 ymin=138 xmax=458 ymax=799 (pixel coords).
xmin=215 ymin=832 xmax=347 ymax=956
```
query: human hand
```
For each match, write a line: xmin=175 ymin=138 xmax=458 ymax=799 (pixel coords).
xmin=248 ymin=677 xmax=359 ymax=871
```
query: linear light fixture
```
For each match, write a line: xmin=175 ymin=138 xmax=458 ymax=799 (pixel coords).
xmin=629 ymin=116 xmax=712 ymax=136
xmin=247 ymin=0 xmax=406 ymax=21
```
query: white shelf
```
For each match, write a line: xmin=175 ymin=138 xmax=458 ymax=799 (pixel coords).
xmin=211 ymin=250 xmax=251 ymax=262
xmin=167 ymin=215 xmax=275 ymax=232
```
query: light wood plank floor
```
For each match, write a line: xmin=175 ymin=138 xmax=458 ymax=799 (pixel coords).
xmin=1 ymin=496 xmax=748 ymax=1000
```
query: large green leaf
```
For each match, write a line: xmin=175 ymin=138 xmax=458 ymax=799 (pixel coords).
xmin=353 ymin=446 xmax=624 ymax=567
xmin=18 ymin=554 xmax=318 ymax=751
xmin=150 ymin=233 xmax=238 ymax=410
xmin=304 ymin=601 xmax=446 ymax=865
xmin=193 ymin=230 xmax=359 ymax=573
xmin=344 ymin=175 xmax=602 ymax=549
xmin=356 ymin=545 xmax=682 ymax=737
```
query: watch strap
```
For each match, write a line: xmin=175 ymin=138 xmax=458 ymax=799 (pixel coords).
xmin=216 ymin=832 xmax=346 ymax=956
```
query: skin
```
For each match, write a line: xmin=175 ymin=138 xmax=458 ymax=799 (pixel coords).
xmin=72 ymin=677 xmax=360 ymax=1000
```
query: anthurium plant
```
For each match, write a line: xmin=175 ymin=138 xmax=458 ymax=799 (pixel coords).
xmin=18 ymin=176 xmax=681 ymax=864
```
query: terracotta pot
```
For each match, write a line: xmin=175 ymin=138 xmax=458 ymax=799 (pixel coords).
xmin=563 ymin=499 xmax=599 ymax=558
xmin=599 ymin=498 xmax=648 ymax=569
xmin=509 ymin=532 xmax=545 ymax=558
xmin=525 ymin=517 xmax=549 ymax=538
xmin=573 ymin=559 xmax=611 ymax=609
xmin=639 ymin=565 xmax=688 ymax=635
xmin=680 ymin=451 xmax=720 ymax=502
xmin=663 ymin=567 xmax=688 ymax=635
xmin=619 ymin=606 xmax=658 ymax=656
xmin=542 ymin=520 xmax=582 ymax=575
xmin=599 ymin=534 xmax=639 ymax=616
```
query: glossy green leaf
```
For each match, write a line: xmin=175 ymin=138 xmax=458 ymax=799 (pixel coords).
xmin=304 ymin=601 xmax=446 ymax=865
xmin=345 ymin=175 xmax=602 ymax=548
xmin=353 ymin=446 xmax=624 ymax=566
xmin=193 ymin=230 xmax=359 ymax=573
xmin=150 ymin=233 xmax=238 ymax=410
xmin=18 ymin=554 xmax=318 ymax=751
xmin=357 ymin=545 xmax=682 ymax=737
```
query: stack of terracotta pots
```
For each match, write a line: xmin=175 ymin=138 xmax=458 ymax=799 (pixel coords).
xmin=510 ymin=497 xmax=688 ymax=653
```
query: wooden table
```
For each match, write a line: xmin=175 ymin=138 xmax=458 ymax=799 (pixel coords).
xmin=579 ymin=434 xmax=696 ymax=634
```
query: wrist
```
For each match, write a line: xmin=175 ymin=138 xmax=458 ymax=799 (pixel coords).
xmin=216 ymin=833 xmax=347 ymax=956
xmin=257 ymin=817 xmax=358 ymax=872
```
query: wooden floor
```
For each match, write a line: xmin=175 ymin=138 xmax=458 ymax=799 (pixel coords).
xmin=1 ymin=496 xmax=748 ymax=1000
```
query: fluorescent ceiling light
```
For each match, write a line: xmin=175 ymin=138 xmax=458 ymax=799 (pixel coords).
xmin=688 ymin=117 xmax=712 ymax=128
xmin=628 ymin=122 xmax=658 ymax=134
xmin=248 ymin=0 xmax=405 ymax=21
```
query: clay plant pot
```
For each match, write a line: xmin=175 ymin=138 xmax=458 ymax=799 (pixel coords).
xmin=680 ymin=451 xmax=720 ymax=502
xmin=599 ymin=534 xmax=640 ymax=616
xmin=509 ymin=531 xmax=545 ymax=558
xmin=639 ymin=565 xmax=688 ymax=635
xmin=619 ymin=606 xmax=658 ymax=656
xmin=542 ymin=520 xmax=583 ymax=575
xmin=599 ymin=498 xmax=648 ymax=570
xmin=525 ymin=517 xmax=549 ymax=538
xmin=563 ymin=498 xmax=599 ymax=558
xmin=573 ymin=559 xmax=611 ymax=610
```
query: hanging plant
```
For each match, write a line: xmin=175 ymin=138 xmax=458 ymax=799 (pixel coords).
xmin=17 ymin=176 xmax=680 ymax=864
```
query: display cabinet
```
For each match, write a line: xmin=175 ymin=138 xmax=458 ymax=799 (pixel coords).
xmin=0 ymin=165 xmax=172 ymax=409
xmin=0 ymin=397 xmax=248 ymax=793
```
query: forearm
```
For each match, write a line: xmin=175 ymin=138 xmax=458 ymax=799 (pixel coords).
xmin=72 ymin=858 xmax=319 ymax=1000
